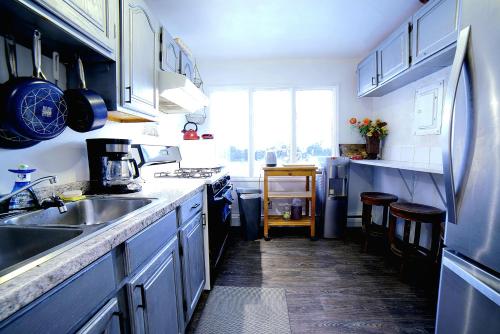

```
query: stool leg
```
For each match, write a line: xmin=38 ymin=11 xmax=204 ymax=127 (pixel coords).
xmin=400 ymin=220 xmax=412 ymax=280
xmin=382 ymin=205 xmax=390 ymax=256
xmin=361 ymin=203 xmax=372 ymax=252
xmin=386 ymin=212 xmax=397 ymax=267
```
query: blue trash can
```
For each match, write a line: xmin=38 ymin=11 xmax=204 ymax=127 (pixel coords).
xmin=236 ymin=188 xmax=262 ymax=240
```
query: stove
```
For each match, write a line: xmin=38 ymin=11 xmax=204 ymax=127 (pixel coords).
xmin=154 ymin=167 xmax=223 ymax=179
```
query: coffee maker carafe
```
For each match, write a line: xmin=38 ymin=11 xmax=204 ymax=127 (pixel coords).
xmin=86 ymin=139 xmax=142 ymax=194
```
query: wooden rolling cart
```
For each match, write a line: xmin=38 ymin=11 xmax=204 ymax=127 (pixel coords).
xmin=263 ymin=166 xmax=317 ymax=240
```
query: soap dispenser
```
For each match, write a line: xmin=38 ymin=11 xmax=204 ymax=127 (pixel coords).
xmin=8 ymin=164 xmax=38 ymax=210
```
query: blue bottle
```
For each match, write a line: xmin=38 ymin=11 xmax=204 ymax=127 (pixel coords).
xmin=8 ymin=164 xmax=37 ymax=210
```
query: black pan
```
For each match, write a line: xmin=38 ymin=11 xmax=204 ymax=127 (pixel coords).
xmin=0 ymin=36 xmax=40 ymax=149
xmin=0 ymin=30 xmax=67 ymax=140
xmin=64 ymin=58 xmax=107 ymax=132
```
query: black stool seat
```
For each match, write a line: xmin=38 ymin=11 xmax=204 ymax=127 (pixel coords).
xmin=361 ymin=192 xmax=399 ymax=206
xmin=360 ymin=192 xmax=398 ymax=252
xmin=389 ymin=202 xmax=445 ymax=223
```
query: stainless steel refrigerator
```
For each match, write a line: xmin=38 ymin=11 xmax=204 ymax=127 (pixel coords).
xmin=436 ymin=0 xmax=500 ymax=332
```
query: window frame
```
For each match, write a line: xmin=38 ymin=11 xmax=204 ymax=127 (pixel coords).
xmin=207 ymin=85 xmax=340 ymax=180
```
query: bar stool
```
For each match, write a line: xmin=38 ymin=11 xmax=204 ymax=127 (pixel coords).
xmin=388 ymin=202 xmax=446 ymax=280
xmin=360 ymin=192 xmax=398 ymax=252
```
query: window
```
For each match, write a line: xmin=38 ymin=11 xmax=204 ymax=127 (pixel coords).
xmin=208 ymin=87 xmax=338 ymax=177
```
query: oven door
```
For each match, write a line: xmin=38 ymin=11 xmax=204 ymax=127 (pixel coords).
xmin=208 ymin=185 xmax=233 ymax=269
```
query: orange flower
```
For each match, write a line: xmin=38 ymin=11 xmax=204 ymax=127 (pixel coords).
xmin=362 ymin=118 xmax=370 ymax=125
xmin=349 ymin=117 xmax=357 ymax=125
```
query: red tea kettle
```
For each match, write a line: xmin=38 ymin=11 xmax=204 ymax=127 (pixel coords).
xmin=182 ymin=122 xmax=200 ymax=140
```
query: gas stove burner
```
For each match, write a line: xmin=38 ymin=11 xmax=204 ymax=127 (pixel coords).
xmin=154 ymin=167 xmax=223 ymax=179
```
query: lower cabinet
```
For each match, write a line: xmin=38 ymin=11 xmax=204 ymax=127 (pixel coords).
xmin=127 ymin=236 xmax=184 ymax=334
xmin=76 ymin=298 xmax=121 ymax=334
xmin=179 ymin=212 xmax=205 ymax=323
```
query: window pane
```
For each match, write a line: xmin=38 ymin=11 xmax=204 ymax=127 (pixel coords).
xmin=208 ymin=90 xmax=249 ymax=176
xmin=296 ymin=90 xmax=335 ymax=163
xmin=252 ymin=90 xmax=292 ymax=175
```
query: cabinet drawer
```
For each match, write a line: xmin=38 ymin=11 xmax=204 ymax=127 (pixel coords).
xmin=0 ymin=254 xmax=116 ymax=334
xmin=76 ymin=298 xmax=121 ymax=334
xmin=124 ymin=210 xmax=177 ymax=275
xmin=179 ymin=191 xmax=203 ymax=223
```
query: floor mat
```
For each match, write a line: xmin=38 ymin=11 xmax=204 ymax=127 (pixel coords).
xmin=194 ymin=286 xmax=291 ymax=334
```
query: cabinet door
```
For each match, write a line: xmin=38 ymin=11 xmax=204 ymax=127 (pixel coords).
xmin=412 ymin=0 xmax=460 ymax=64
xmin=180 ymin=212 xmax=205 ymax=322
xmin=179 ymin=51 xmax=194 ymax=81
xmin=377 ymin=21 xmax=410 ymax=84
xmin=160 ymin=28 xmax=180 ymax=73
xmin=122 ymin=0 xmax=159 ymax=116
xmin=76 ymin=298 xmax=121 ymax=334
xmin=127 ymin=237 xmax=184 ymax=334
xmin=34 ymin=0 xmax=117 ymax=55
xmin=357 ymin=51 xmax=378 ymax=96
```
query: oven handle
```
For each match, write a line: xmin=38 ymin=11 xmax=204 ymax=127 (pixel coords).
xmin=214 ymin=184 xmax=233 ymax=203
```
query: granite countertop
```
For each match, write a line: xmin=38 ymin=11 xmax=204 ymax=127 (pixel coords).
xmin=0 ymin=178 xmax=205 ymax=322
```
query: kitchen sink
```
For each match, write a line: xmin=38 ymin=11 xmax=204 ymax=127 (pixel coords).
xmin=0 ymin=226 xmax=83 ymax=276
xmin=0 ymin=197 xmax=156 ymax=283
xmin=3 ymin=197 xmax=154 ymax=227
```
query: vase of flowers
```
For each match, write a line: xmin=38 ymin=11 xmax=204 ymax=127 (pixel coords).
xmin=349 ymin=117 xmax=388 ymax=159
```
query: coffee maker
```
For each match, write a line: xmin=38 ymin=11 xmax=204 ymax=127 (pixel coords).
xmin=86 ymin=138 xmax=142 ymax=194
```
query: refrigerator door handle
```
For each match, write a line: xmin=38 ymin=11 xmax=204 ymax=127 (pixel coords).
xmin=442 ymin=26 xmax=472 ymax=224
xmin=443 ymin=256 xmax=500 ymax=307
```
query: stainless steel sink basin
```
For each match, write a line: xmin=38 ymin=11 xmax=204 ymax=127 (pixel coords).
xmin=3 ymin=197 xmax=154 ymax=227
xmin=0 ymin=226 xmax=83 ymax=276
xmin=0 ymin=196 xmax=156 ymax=283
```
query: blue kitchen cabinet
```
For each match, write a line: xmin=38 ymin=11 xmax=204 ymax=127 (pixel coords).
xmin=161 ymin=28 xmax=180 ymax=73
xmin=127 ymin=237 xmax=184 ymax=334
xmin=357 ymin=51 xmax=378 ymax=96
xmin=0 ymin=254 xmax=118 ymax=334
xmin=121 ymin=0 xmax=160 ymax=117
xmin=412 ymin=0 xmax=461 ymax=64
xmin=22 ymin=0 xmax=117 ymax=58
xmin=179 ymin=50 xmax=194 ymax=82
xmin=180 ymin=212 xmax=205 ymax=323
xmin=76 ymin=298 xmax=121 ymax=334
xmin=377 ymin=20 xmax=411 ymax=84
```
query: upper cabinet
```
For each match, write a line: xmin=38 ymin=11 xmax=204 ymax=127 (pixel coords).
xmin=160 ymin=28 xmax=180 ymax=73
xmin=377 ymin=21 xmax=410 ymax=84
xmin=357 ymin=0 xmax=461 ymax=97
xmin=33 ymin=0 xmax=117 ymax=57
xmin=179 ymin=50 xmax=194 ymax=81
xmin=412 ymin=0 xmax=460 ymax=64
xmin=121 ymin=0 xmax=159 ymax=117
xmin=357 ymin=52 xmax=378 ymax=96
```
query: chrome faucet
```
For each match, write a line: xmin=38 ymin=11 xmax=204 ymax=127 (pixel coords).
xmin=0 ymin=176 xmax=67 ymax=214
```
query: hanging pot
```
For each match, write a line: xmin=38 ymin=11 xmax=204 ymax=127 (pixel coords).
xmin=0 ymin=36 xmax=40 ymax=149
xmin=64 ymin=57 xmax=108 ymax=132
xmin=0 ymin=30 xmax=68 ymax=140
xmin=182 ymin=122 xmax=200 ymax=140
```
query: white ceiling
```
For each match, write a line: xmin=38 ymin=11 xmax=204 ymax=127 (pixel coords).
xmin=147 ymin=0 xmax=423 ymax=60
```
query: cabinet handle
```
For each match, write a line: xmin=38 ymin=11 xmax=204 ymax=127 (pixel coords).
xmin=125 ymin=86 xmax=132 ymax=103
xmin=202 ymin=213 xmax=206 ymax=226
xmin=371 ymin=77 xmax=376 ymax=85
xmin=135 ymin=284 xmax=147 ymax=308
xmin=191 ymin=202 xmax=201 ymax=210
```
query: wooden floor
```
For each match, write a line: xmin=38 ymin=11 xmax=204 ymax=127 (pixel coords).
xmin=187 ymin=229 xmax=436 ymax=334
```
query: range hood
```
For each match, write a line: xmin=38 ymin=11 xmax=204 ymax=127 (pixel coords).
xmin=158 ymin=71 xmax=209 ymax=113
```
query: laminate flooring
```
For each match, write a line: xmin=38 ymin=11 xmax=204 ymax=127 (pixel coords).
xmin=187 ymin=229 xmax=436 ymax=334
